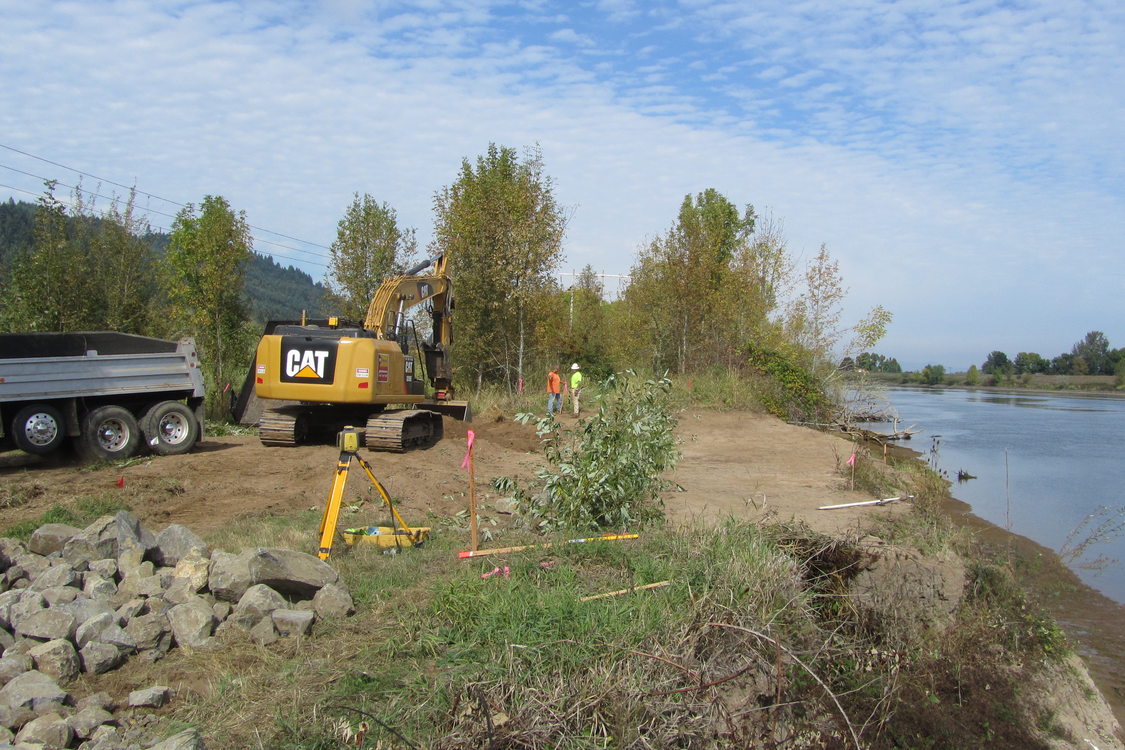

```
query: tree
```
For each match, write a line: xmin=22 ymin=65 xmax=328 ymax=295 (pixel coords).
xmin=1 ymin=182 xmax=93 ymax=332
xmin=622 ymin=189 xmax=757 ymax=373
xmin=1014 ymin=352 xmax=1047 ymax=375
xmin=162 ymin=195 xmax=253 ymax=418
xmin=1072 ymin=331 xmax=1110 ymax=375
xmin=921 ymin=364 xmax=946 ymax=385
xmin=982 ymin=351 xmax=1012 ymax=376
xmin=91 ymin=189 xmax=155 ymax=333
xmin=326 ymin=194 xmax=417 ymax=321
xmin=966 ymin=364 xmax=980 ymax=385
xmin=432 ymin=144 xmax=566 ymax=389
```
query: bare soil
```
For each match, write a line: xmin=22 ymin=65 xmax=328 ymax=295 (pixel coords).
xmin=0 ymin=409 xmax=899 ymax=540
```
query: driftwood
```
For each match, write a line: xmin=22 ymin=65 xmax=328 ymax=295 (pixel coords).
xmin=819 ymin=495 xmax=914 ymax=510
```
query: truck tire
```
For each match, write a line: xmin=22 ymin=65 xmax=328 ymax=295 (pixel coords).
xmin=11 ymin=404 xmax=65 ymax=455
xmin=140 ymin=401 xmax=199 ymax=456
xmin=79 ymin=405 xmax=141 ymax=461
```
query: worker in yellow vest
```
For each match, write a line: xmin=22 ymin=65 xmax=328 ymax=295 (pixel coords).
xmin=569 ymin=362 xmax=583 ymax=416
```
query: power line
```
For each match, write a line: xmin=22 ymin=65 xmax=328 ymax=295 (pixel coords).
xmin=0 ymin=142 xmax=333 ymax=251
xmin=0 ymin=163 xmax=328 ymax=269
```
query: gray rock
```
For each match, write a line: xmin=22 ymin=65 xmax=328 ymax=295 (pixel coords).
xmin=0 ymin=670 xmax=68 ymax=728
xmin=128 ymin=685 xmax=171 ymax=708
xmin=207 ymin=550 xmax=252 ymax=603
xmin=0 ymin=626 xmax=12 ymax=652
xmin=272 ymin=609 xmax=315 ymax=638
xmin=66 ymin=704 xmax=113 ymax=739
xmin=14 ymin=710 xmax=73 ymax=747
xmin=118 ymin=572 xmax=164 ymax=599
xmin=144 ymin=596 xmax=173 ymax=617
xmin=79 ymin=642 xmax=123 ymax=674
xmin=7 ymin=592 xmax=46 ymax=631
xmin=75 ymin=612 xmax=116 ymax=649
xmin=27 ymin=639 xmax=79 ymax=684
xmin=82 ymin=723 xmax=127 ymax=749
xmin=87 ymin=558 xmax=117 ymax=580
xmin=39 ymin=585 xmax=79 ymax=607
xmin=212 ymin=601 xmax=231 ymax=623
xmin=94 ymin=624 xmax=136 ymax=653
xmin=246 ymin=548 xmax=338 ymax=598
xmin=249 ymin=617 xmax=278 ymax=646
xmin=27 ymin=525 xmax=82 ymax=557
xmin=167 ymin=599 xmax=215 ymax=648
xmin=27 ymin=564 xmax=78 ymax=592
xmin=15 ymin=609 xmax=76 ymax=642
xmin=312 ymin=583 xmax=355 ymax=619
xmin=0 ymin=589 xmax=24 ymax=630
xmin=62 ymin=596 xmax=116 ymax=629
xmin=234 ymin=584 xmax=287 ymax=620
xmin=0 ymin=653 xmax=33 ymax=686
xmin=164 ymin=577 xmax=197 ymax=605
xmin=153 ymin=525 xmax=208 ymax=567
xmin=83 ymin=573 xmax=118 ymax=599
xmin=124 ymin=613 xmax=169 ymax=651
xmin=150 ymin=727 xmax=208 ymax=749
xmin=115 ymin=597 xmax=146 ymax=624
xmin=76 ymin=691 xmax=114 ymax=712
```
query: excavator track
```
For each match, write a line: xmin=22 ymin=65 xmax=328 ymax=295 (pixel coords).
xmin=365 ymin=410 xmax=443 ymax=453
xmin=259 ymin=408 xmax=307 ymax=447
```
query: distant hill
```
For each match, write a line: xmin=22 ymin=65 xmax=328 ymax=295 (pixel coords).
xmin=0 ymin=198 xmax=329 ymax=323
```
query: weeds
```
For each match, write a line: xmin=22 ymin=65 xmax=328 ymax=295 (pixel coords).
xmin=1057 ymin=505 xmax=1125 ymax=571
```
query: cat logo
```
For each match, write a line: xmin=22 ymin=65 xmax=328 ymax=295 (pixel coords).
xmin=280 ymin=337 xmax=338 ymax=384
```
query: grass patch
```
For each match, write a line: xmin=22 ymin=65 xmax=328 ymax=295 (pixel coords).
xmin=2 ymin=493 xmax=132 ymax=540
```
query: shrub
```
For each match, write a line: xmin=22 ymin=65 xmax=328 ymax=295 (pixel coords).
xmin=501 ymin=372 xmax=678 ymax=530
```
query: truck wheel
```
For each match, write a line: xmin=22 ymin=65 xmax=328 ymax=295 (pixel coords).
xmin=11 ymin=404 xmax=65 ymax=455
xmin=140 ymin=401 xmax=199 ymax=456
xmin=79 ymin=406 xmax=141 ymax=461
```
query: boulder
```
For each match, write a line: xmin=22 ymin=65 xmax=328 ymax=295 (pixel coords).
xmin=27 ymin=564 xmax=78 ymax=592
xmin=0 ymin=654 xmax=33 ymax=686
xmin=66 ymin=704 xmax=114 ymax=739
xmin=128 ymin=685 xmax=171 ymax=708
xmin=0 ymin=670 xmax=68 ymax=728
xmin=234 ymin=584 xmax=288 ymax=620
xmin=79 ymin=642 xmax=123 ymax=675
xmin=153 ymin=525 xmax=209 ymax=567
xmin=15 ymin=609 xmax=76 ymax=642
xmin=313 ymin=583 xmax=355 ymax=619
xmin=14 ymin=710 xmax=73 ymax=747
xmin=208 ymin=550 xmax=252 ymax=603
xmin=27 ymin=524 xmax=82 ymax=557
xmin=151 ymin=727 xmax=209 ymax=749
xmin=28 ymin=639 xmax=80 ymax=683
xmin=168 ymin=599 xmax=215 ymax=648
xmin=272 ymin=609 xmax=315 ymax=638
xmin=246 ymin=548 xmax=338 ymax=598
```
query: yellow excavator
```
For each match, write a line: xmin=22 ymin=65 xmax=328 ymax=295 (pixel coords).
xmin=248 ymin=255 xmax=470 ymax=451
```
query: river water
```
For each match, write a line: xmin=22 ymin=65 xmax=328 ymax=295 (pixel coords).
xmin=874 ymin=385 xmax=1125 ymax=717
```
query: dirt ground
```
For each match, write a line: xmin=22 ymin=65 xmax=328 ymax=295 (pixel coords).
xmin=0 ymin=408 xmax=900 ymax=541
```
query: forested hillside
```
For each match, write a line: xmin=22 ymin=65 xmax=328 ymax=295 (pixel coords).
xmin=0 ymin=198 xmax=327 ymax=323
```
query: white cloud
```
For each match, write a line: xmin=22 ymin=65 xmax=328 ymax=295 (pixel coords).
xmin=0 ymin=0 xmax=1122 ymax=369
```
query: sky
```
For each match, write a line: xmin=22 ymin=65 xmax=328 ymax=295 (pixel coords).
xmin=1 ymin=0 xmax=1122 ymax=371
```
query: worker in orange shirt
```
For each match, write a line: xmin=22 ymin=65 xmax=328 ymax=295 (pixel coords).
xmin=547 ymin=365 xmax=562 ymax=416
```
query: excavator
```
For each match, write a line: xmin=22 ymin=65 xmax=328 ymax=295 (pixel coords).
xmin=246 ymin=254 xmax=470 ymax=451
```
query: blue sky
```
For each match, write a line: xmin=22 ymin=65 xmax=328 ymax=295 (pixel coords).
xmin=1 ymin=0 xmax=1122 ymax=370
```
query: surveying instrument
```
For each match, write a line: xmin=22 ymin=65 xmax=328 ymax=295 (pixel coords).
xmin=317 ymin=427 xmax=429 ymax=560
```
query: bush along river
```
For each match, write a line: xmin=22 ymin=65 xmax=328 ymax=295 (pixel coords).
xmin=876 ymin=385 xmax=1125 ymax=718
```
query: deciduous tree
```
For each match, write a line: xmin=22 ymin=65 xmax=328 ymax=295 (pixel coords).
xmin=326 ymin=194 xmax=416 ymax=321
xmin=432 ymin=144 xmax=566 ymax=389
xmin=162 ymin=195 xmax=253 ymax=417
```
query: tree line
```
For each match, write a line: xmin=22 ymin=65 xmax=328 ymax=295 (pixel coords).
xmin=1 ymin=145 xmax=891 ymax=422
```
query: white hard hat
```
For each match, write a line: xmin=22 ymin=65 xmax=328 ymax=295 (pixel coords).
xmin=571 ymin=363 xmax=580 ymax=370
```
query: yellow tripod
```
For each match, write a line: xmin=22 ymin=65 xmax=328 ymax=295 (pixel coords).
xmin=317 ymin=428 xmax=426 ymax=560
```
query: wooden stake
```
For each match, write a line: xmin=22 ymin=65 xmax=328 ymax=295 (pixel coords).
xmin=818 ymin=495 xmax=913 ymax=510
xmin=579 ymin=581 xmax=670 ymax=602
xmin=467 ymin=439 xmax=478 ymax=551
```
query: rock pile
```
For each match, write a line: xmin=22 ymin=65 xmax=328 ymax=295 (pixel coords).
xmin=0 ymin=511 xmax=355 ymax=748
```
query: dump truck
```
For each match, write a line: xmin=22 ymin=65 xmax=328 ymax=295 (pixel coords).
xmin=0 ymin=332 xmax=205 ymax=461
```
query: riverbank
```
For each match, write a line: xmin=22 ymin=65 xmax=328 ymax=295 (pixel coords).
xmin=868 ymin=371 xmax=1124 ymax=396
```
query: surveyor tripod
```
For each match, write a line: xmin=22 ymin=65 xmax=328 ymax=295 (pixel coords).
xmin=317 ymin=427 xmax=424 ymax=560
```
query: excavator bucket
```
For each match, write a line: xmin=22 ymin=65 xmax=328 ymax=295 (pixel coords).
xmin=423 ymin=400 xmax=472 ymax=422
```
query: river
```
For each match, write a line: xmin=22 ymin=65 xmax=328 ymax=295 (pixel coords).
xmin=874 ymin=385 xmax=1125 ymax=717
